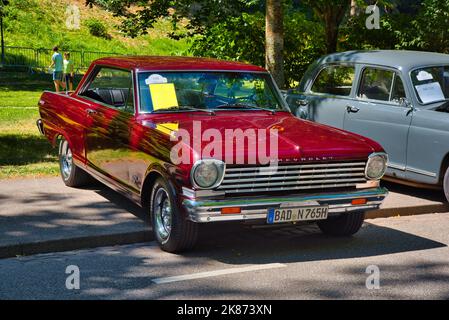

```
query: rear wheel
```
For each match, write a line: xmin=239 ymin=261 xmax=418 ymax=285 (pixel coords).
xmin=444 ymin=167 xmax=449 ymax=202
xmin=58 ymin=138 xmax=92 ymax=187
xmin=317 ymin=212 xmax=365 ymax=236
xmin=150 ymin=177 xmax=198 ymax=253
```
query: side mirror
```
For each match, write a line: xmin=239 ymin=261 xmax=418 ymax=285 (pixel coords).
xmin=399 ymin=97 xmax=412 ymax=109
xmin=296 ymin=99 xmax=309 ymax=107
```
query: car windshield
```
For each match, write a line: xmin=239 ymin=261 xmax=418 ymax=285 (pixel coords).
xmin=411 ymin=66 xmax=449 ymax=104
xmin=137 ymin=71 xmax=286 ymax=113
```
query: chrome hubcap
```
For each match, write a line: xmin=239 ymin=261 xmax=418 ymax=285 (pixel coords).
xmin=154 ymin=188 xmax=172 ymax=241
xmin=60 ymin=140 xmax=72 ymax=180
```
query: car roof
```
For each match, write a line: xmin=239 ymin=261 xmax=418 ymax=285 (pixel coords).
xmin=318 ymin=50 xmax=449 ymax=71
xmin=92 ymin=56 xmax=267 ymax=72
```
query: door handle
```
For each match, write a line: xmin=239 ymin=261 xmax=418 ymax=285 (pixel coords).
xmin=346 ymin=105 xmax=360 ymax=113
xmin=86 ymin=108 xmax=97 ymax=116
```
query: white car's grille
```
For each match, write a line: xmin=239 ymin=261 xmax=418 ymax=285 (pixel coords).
xmin=218 ymin=161 xmax=367 ymax=194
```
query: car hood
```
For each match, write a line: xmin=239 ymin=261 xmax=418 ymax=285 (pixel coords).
xmin=139 ymin=111 xmax=380 ymax=164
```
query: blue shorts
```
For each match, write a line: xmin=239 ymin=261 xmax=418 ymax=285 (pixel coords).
xmin=53 ymin=71 xmax=63 ymax=81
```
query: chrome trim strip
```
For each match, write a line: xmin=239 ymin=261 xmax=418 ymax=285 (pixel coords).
xmin=388 ymin=163 xmax=406 ymax=171
xmin=225 ymin=162 xmax=366 ymax=172
xmin=185 ymin=188 xmax=387 ymax=209
xmin=219 ymin=178 xmax=366 ymax=189
xmin=187 ymin=202 xmax=384 ymax=223
xmin=219 ymin=161 xmax=368 ymax=194
xmin=224 ymin=167 xmax=366 ymax=177
xmin=406 ymin=166 xmax=437 ymax=178
xmin=222 ymin=172 xmax=365 ymax=184
xmin=183 ymin=187 xmax=388 ymax=223
xmin=218 ymin=183 xmax=366 ymax=194
xmin=75 ymin=159 xmax=142 ymax=206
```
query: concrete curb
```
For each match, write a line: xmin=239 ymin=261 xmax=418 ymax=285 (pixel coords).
xmin=366 ymin=203 xmax=449 ymax=220
xmin=1 ymin=204 xmax=447 ymax=259
xmin=0 ymin=231 xmax=153 ymax=259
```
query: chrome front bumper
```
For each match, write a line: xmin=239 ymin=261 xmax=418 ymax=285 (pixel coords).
xmin=183 ymin=187 xmax=388 ymax=223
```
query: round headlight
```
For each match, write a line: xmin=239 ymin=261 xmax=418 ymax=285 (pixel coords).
xmin=365 ymin=153 xmax=388 ymax=180
xmin=191 ymin=160 xmax=225 ymax=189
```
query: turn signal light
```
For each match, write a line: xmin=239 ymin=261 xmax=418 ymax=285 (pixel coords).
xmin=221 ymin=207 xmax=241 ymax=214
xmin=352 ymin=198 xmax=367 ymax=205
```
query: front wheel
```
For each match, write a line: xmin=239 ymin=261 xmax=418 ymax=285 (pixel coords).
xmin=443 ymin=167 xmax=449 ymax=202
xmin=150 ymin=177 xmax=198 ymax=253
xmin=317 ymin=212 xmax=365 ymax=236
xmin=58 ymin=138 xmax=92 ymax=187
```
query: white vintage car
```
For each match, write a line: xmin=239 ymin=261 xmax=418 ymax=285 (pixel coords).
xmin=286 ymin=50 xmax=449 ymax=202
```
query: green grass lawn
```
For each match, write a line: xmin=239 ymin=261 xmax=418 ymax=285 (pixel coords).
xmin=0 ymin=72 xmax=59 ymax=179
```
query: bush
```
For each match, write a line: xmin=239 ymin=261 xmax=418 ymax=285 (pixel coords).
xmin=85 ymin=19 xmax=110 ymax=39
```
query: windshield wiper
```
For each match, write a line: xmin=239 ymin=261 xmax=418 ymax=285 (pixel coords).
xmin=152 ymin=106 xmax=215 ymax=115
xmin=215 ymin=104 xmax=277 ymax=114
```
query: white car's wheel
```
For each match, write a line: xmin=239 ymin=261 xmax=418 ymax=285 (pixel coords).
xmin=443 ymin=166 xmax=449 ymax=202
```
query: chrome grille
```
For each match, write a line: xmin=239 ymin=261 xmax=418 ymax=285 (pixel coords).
xmin=218 ymin=161 xmax=367 ymax=194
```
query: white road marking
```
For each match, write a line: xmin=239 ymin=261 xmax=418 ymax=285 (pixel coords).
xmin=152 ymin=263 xmax=287 ymax=284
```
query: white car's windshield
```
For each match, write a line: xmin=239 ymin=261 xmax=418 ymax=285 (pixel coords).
xmin=138 ymin=71 xmax=286 ymax=113
xmin=411 ymin=66 xmax=449 ymax=104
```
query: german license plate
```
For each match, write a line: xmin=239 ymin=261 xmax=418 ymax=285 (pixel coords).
xmin=267 ymin=206 xmax=329 ymax=224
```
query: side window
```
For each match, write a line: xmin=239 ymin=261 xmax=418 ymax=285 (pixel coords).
xmin=311 ymin=65 xmax=355 ymax=97
xmin=358 ymin=68 xmax=406 ymax=104
xmin=81 ymin=67 xmax=134 ymax=114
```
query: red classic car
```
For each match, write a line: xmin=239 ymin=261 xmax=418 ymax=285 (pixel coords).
xmin=37 ymin=56 xmax=388 ymax=252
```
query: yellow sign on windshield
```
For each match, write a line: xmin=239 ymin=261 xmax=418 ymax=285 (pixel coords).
xmin=156 ymin=122 xmax=179 ymax=135
xmin=149 ymin=83 xmax=178 ymax=111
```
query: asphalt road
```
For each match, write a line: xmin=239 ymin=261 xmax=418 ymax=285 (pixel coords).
xmin=0 ymin=212 xmax=448 ymax=299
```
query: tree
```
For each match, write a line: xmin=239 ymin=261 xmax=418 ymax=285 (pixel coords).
xmin=189 ymin=10 xmax=324 ymax=87
xmin=86 ymin=0 xmax=289 ymax=87
xmin=266 ymin=0 xmax=284 ymax=87
xmin=301 ymin=0 xmax=352 ymax=54
xmin=340 ymin=0 xmax=420 ymax=52
xmin=397 ymin=0 xmax=449 ymax=53
xmin=350 ymin=0 xmax=357 ymax=16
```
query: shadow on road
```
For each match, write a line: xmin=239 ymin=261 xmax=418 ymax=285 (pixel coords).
xmin=181 ymin=221 xmax=447 ymax=265
xmin=88 ymin=180 xmax=446 ymax=265
xmin=87 ymin=180 xmax=148 ymax=222
xmin=0 ymin=178 xmax=148 ymax=252
xmin=382 ymin=181 xmax=446 ymax=203
xmin=1 ymin=178 xmax=448 ymax=299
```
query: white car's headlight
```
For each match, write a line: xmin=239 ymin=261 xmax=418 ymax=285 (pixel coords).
xmin=365 ymin=153 xmax=388 ymax=180
xmin=191 ymin=159 xmax=226 ymax=189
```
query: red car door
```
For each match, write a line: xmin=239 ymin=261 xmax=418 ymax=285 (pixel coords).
xmin=76 ymin=67 xmax=143 ymax=192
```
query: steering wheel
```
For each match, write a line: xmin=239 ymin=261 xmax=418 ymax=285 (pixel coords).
xmin=234 ymin=94 xmax=259 ymax=106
